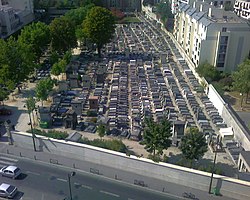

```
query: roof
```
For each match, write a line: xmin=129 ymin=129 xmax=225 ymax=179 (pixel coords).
xmin=89 ymin=96 xmax=99 ymax=100
xmin=0 ymin=183 xmax=11 ymax=190
xmin=240 ymin=151 xmax=250 ymax=167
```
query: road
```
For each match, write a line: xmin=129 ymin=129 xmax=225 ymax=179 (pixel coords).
xmin=0 ymin=154 xmax=180 ymax=200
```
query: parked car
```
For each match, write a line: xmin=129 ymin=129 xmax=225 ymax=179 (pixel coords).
xmin=0 ymin=166 xmax=21 ymax=179
xmin=0 ymin=183 xmax=17 ymax=198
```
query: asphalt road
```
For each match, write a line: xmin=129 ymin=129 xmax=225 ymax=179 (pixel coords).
xmin=0 ymin=156 xmax=180 ymax=200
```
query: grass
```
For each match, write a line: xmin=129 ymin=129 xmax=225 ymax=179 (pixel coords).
xmin=120 ymin=17 xmax=141 ymax=23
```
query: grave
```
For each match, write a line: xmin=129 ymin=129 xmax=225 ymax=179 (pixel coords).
xmin=71 ymin=100 xmax=83 ymax=116
xmin=58 ymin=81 xmax=68 ymax=92
xmin=63 ymin=109 xmax=78 ymax=130
xmin=38 ymin=107 xmax=52 ymax=128
xmin=69 ymin=74 xmax=79 ymax=88
xmin=82 ymin=75 xmax=91 ymax=88
xmin=89 ymin=96 xmax=99 ymax=110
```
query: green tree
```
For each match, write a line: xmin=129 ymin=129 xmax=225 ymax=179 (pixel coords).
xmin=140 ymin=118 xmax=172 ymax=157
xmin=156 ymin=1 xmax=173 ymax=23
xmin=232 ymin=59 xmax=250 ymax=107
xmin=83 ymin=6 xmax=116 ymax=57
xmin=0 ymin=88 xmax=9 ymax=105
xmin=65 ymin=4 xmax=94 ymax=27
xmin=179 ymin=128 xmax=208 ymax=167
xmin=49 ymin=51 xmax=60 ymax=65
xmin=51 ymin=59 xmax=67 ymax=76
xmin=196 ymin=62 xmax=221 ymax=82
xmin=18 ymin=22 xmax=50 ymax=62
xmin=97 ymin=123 xmax=106 ymax=139
xmin=50 ymin=16 xmax=77 ymax=53
xmin=35 ymin=78 xmax=54 ymax=106
xmin=0 ymin=37 xmax=35 ymax=92
xmin=26 ymin=96 xmax=37 ymax=124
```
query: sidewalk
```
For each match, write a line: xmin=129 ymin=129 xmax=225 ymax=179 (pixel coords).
xmin=0 ymin=144 xmax=238 ymax=200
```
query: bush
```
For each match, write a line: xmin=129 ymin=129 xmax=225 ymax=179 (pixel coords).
xmin=27 ymin=128 xmax=68 ymax=139
xmin=148 ymin=154 xmax=161 ymax=163
xmin=87 ymin=110 xmax=97 ymax=117
xmin=79 ymin=138 xmax=127 ymax=153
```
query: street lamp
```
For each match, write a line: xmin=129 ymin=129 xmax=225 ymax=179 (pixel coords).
xmin=68 ymin=171 xmax=76 ymax=200
xmin=208 ymin=135 xmax=221 ymax=194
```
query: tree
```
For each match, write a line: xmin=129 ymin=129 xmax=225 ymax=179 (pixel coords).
xmin=179 ymin=128 xmax=208 ymax=167
xmin=97 ymin=123 xmax=106 ymax=139
xmin=0 ymin=37 xmax=35 ymax=93
xmin=35 ymin=78 xmax=54 ymax=106
xmin=156 ymin=1 xmax=173 ymax=23
xmin=83 ymin=6 xmax=116 ymax=57
xmin=140 ymin=118 xmax=172 ymax=157
xmin=18 ymin=22 xmax=50 ymax=63
xmin=51 ymin=59 xmax=67 ymax=76
xmin=65 ymin=4 xmax=94 ymax=27
xmin=232 ymin=59 xmax=250 ymax=107
xmin=50 ymin=16 xmax=77 ymax=53
xmin=196 ymin=62 xmax=221 ymax=83
xmin=26 ymin=96 xmax=36 ymax=125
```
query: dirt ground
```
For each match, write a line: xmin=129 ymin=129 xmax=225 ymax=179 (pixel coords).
xmin=224 ymin=91 xmax=250 ymax=111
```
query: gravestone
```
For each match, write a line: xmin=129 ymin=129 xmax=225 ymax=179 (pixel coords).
xmin=69 ymin=74 xmax=79 ymax=88
xmin=58 ymin=81 xmax=68 ymax=92
xmin=71 ymin=100 xmax=83 ymax=116
xmin=82 ymin=75 xmax=91 ymax=88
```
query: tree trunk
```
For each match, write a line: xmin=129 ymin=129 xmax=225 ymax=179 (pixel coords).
xmin=97 ymin=43 xmax=102 ymax=58
xmin=246 ymin=91 xmax=249 ymax=104
xmin=240 ymin=94 xmax=244 ymax=109
xmin=41 ymin=101 xmax=44 ymax=107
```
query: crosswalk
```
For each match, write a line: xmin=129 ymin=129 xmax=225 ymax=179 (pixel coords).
xmin=0 ymin=155 xmax=18 ymax=168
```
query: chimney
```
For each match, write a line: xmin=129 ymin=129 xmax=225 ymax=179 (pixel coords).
xmin=200 ymin=4 xmax=203 ymax=12
xmin=208 ymin=7 xmax=212 ymax=17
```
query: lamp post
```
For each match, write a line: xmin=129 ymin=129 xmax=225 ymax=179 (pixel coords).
xmin=208 ymin=135 xmax=220 ymax=194
xmin=25 ymin=97 xmax=37 ymax=151
xmin=68 ymin=171 xmax=76 ymax=200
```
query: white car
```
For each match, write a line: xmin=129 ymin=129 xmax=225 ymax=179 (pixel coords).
xmin=0 ymin=183 xmax=17 ymax=198
xmin=0 ymin=166 xmax=21 ymax=179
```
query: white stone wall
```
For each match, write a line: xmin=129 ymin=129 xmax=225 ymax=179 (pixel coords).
xmin=10 ymin=131 xmax=250 ymax=200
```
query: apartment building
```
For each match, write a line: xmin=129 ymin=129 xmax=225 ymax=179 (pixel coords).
xmin=0 ymin=0 xmax=34 ymax=38
xmin=234 ymin=0 xmax=250 ymax=20
xmin=173 ymin=1 xmax=250 ymax=72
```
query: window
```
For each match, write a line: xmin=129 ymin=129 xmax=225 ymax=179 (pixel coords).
xmin=222 ymin=27 xmax=227 ymax=32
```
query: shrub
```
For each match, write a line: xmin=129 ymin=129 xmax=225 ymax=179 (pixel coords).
xmin=27 ymin=128 xmax=68 ymax=139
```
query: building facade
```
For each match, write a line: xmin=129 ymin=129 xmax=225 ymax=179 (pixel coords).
xmin=173 ymin=1 xmax=250 ymax=72
xmin=234 ymin=0 xmax=250 ymax=20
xmin=0 ymin=0 xmax=34 ymax=38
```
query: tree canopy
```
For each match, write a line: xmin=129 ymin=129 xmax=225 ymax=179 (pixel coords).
xmin=35 ymin=78 xmax=54 ymax=106
xmin=156 ymin=1 xmax=173 ymax=22
xmin=83 ymin=6 xmax=116 ymax=57
xmin=50 ymin=16 xmax=77 ymax=53
xmin=232 ymin=59 xmax=250 ymax=107
xmin=179 ymin=128 xmax=208 ymax=166
xmin=18 ymin=22 xmax=50 ymax=62
xmin=140 ymin=117 xmax=172 ymax=157
xmin=97 ymin=123 xmax=106 ymax=139
xmin=0 ymin=37 xmax=35 ymax=92
xmin=196 ymin=62 xmax=221 ymax=83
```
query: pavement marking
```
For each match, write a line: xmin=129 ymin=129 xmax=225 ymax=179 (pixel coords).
xmin=26 ymin=171 xmax=41 ymax=176
xmin=57 ymin=178 xmax=67 ymax=182
xmin=0 ymin=160 xmax=15 ymax=166
xmin=100 ymin=190 xmax=120 ymax=198
xmin=81 ymin=184 xmax=93 ymax=190
xmin=0 ymin=156 xmax=18 ymax=162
